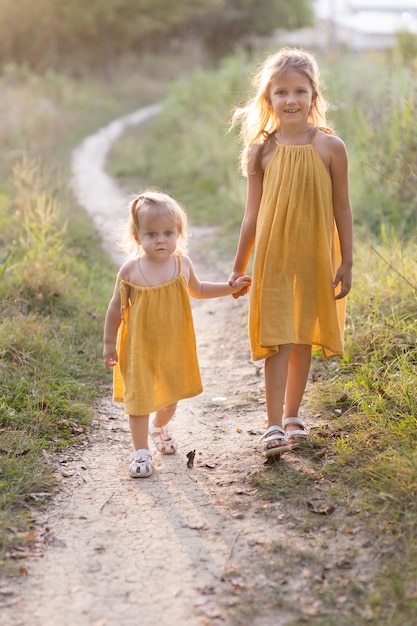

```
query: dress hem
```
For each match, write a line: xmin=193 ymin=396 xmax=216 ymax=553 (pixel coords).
xmin=113 ymin=386 xmax=204 ymax=415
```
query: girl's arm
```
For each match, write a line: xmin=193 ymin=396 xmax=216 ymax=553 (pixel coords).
xmin=183 ymin=256 xmax=251 ymax=299
xmin=103 ymin=276 xmax=123 ymax=369
xmin=329 ymin=137 xmax=353 ymax=300
xmin=229 ymin=146 xmax=264 ymax=289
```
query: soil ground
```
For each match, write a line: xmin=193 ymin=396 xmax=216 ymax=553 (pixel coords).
xmin=0 ymin=109 xmax=377 ymax=626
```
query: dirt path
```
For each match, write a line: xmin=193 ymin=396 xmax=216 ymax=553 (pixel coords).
xmin=0 ymin=109 xmax=377 ymax=626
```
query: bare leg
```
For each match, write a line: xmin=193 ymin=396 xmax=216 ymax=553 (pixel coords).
xmin=152 ymin=402 xmax=177 ymax=428
xmin=264 ymin=344 xmax=293 ymax=427
xmin=150 ymin=403 xmax=178 ymax=454
xmin=263 ymin=344 xmax=292 ymax=452
xmin=129 ymin=414 xmax=150 ymax=450
xmin=284 ymin=344 xmax=312 ymax=433
xmin=128 ymin=414 xmax=153 ymax=478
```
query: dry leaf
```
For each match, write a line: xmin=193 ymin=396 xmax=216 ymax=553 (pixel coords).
xmin=307 ymin=501 xmax=335 ymax=515
xmin=186 ymin=449 xmax=196 ymax=469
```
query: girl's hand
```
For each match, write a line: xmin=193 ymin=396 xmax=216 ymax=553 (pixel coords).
xmin=229 ymin=272 xmax=251 ymax=299
xmin=103 ymin=345 xmax=118 ymax=370
xmin=333 ymin=264 xmax=352 ymax=300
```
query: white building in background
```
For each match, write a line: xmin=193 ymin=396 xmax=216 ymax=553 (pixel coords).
xmin=313 ymin=0 xmax=417 ymax=49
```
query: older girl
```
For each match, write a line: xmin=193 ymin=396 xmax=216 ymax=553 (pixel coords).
xmin=229 ymin=47 xmax=353 ymax=458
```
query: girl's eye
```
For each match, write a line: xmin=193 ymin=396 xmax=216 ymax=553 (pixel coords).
xmin=164 ymin=231 xmax=173 ymax=237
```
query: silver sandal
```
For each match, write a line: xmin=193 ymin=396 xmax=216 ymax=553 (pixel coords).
xmin=283 ymin=417 xmax=309 ymax=449
xmin=149 ymin=422 xmax=178 ymax=455
xmin=260 ymin=425 xmax=291 ymax=458
xmin=130 ymin=448 xmax=153 ymax=478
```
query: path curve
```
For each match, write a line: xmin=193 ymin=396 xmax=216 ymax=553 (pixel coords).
xmin=71 ymin=104 xmax=161 ymax=265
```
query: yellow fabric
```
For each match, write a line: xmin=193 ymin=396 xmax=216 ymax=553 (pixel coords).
xmin=249 ymin=140 xmax=346 ymax=360
xmin=113 ymin=258 xmax=203 ymax=414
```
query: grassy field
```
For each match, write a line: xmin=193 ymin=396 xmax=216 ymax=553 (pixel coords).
xmin=1 ymin=43 xmax=417 ymax=622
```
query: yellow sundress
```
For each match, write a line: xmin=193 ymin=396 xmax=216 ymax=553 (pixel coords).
xmin=113 ymin=256 xmax=203 ymax=414
xmin=249 ymin=130 xmax=346 ymax=360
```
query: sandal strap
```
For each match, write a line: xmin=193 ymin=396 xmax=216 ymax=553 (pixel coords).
xmin=286 ymin=429 xmax=309 ymax=438
xmin=130 ymin=448 xmax=152 ymax=461
xmin=260 ymin=425 xmax=287 ymax=442
xmin=283 ymin=417 xmax=309 ymax=433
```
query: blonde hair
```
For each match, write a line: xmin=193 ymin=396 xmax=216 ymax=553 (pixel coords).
xmin=127 ymin=189 xmax=189 ymax=255
xmin=231 ymin=47 xmax=329 ymax=175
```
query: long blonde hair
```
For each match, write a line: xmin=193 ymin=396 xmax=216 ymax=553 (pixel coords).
xmin=127 ymin=189 xmax=189 ymax=255
xmin=231 ymin=47 xmax=329 ymax=175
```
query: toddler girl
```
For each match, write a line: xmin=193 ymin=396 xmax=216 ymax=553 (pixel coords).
xmin=103 ymin=189 xmax=251 ymax=477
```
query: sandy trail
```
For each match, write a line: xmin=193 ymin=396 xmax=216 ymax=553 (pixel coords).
xmin=0 ymin=107 xmax=377 ymax=626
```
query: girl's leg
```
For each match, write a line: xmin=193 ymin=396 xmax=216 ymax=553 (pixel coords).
xmin=128 ymin=414 xmax=152 ymax=478
xmin=263 ymin=344 xmax=293 ymax=451
xmin=152 ymin=403 xmax=177 ymax=428
xmin=129 ymin=414 xmax=150 ymax=450
xmin=283 ymin=344 xmax=312 ymax=432
xmin=150 ymin=403 xmax=178 ymax=454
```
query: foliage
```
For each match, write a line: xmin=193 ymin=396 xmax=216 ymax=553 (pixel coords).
xmin=179 ymin=0 xmax=314 ymax=59
xmin=396 ymin=30 xmax=417 ymax=64
xmin=320 ymin=50 xmax=417 ymax=240
xmin=0 ymin=0 xmax=313 ymax=74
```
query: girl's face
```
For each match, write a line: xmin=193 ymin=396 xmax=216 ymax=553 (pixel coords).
xmin=268 ymin=68 xmax=315 ymax=128
xmin=137 ymin=214 xmax=179 ymax=259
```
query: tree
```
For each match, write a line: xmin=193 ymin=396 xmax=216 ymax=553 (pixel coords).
xmin=182 ymin=0 xmax=314 ymax=59
xmin=0 ymin=0 xmax=314 ymax=74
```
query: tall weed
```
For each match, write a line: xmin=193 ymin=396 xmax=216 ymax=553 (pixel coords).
xmin=321 ymin=51 xmax=417 ymax=239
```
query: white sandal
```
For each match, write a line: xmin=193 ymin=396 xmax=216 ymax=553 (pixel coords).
xmin=260 ymin=425 xmax=291 ymax=458
xmin=149 ymin=422 xmax=178 ymax=455
xmin=283 ymin=417 xmax=309 ymax=449
xmin=129 ymin=448 xmax=153 ymax=478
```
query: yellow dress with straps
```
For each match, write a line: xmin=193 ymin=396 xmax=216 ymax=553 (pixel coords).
xmin=113 ymin=255 xmax=203 ymax=414
xmin=249 ymin=129 xmax=346 ymax=360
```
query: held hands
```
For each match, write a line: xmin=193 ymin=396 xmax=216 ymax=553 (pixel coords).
xmin=229 ymin=272 xmax=251 ymax=299
xmin=333 ymin=263 xmax=352 ymax=300
xmin=103 ymin=344 xmax=118 ymax=370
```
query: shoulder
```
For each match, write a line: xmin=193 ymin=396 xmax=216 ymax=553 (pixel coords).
xmin=118 ymin=258 xmax=137 ymax=281
xmin=247 ymin=142 xmax=262 ymax=168
xmin=316 ymin=128 xmax=347 ymax=152
xmin=181 ymin=254 xmax=193 ymax=271
xmin=180 ymin=254 xmax=195 ymax=285
xmin=314 ymin=129 xmax=348 ymax=170
xmin=248 ymin=134 xmax=275 ymax=175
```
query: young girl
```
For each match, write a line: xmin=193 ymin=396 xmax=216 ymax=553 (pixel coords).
xmin=103 ymin=189 xmax=251 ymax=477
xmin=229 ymin=47 xmax=353 ymax=458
